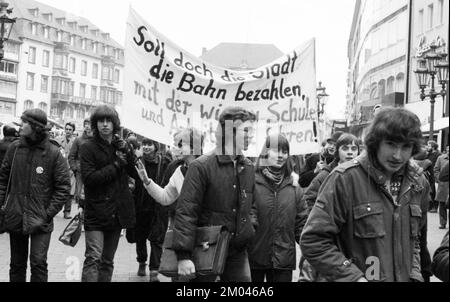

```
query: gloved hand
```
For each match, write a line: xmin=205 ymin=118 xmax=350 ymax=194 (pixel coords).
xmin=114 ymin=151 xmax=128 ymax=169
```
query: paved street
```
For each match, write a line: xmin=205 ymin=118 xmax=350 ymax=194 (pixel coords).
xmin=0 ymin=203 xmax=447 ymax=282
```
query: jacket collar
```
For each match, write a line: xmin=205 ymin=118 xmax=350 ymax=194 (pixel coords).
xmin=18 ymin=136 xmax=48 ymax=150
xmin=356 ymin=153 xmax=424 ymax=191
xmin=215 ymin=149 xmax=252 ymax=166
xmin=255 ymin=170 xmax=294 ymax=190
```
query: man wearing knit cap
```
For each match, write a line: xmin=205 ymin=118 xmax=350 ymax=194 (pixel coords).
xmin=172 ymin=106 xmax=258 ymax=282
xmin=0 ymin=108 xmax=71 ymax=282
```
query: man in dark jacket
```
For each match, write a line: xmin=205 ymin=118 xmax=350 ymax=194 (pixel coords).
xmin=79 ymin=105 xmax=136 ymax=282
xmin=133 ymin=138 xmax=171 ymax=281
xmin=68 ymin=118 xmax=91 ymax=208
xmin=299 ymin=131 xmax=343 ymax=188
xmin=427 ymin=140 xmax=441 ymax=212
xmin=0 ymin=109 xmax=71 ymax=282
xmin=300 ymin=108 xmax=430 ymax=282
xmin=0 ymin=124 xmax=19 ymax=164
xmin=172 ymin=106 xmax=257 ymax=282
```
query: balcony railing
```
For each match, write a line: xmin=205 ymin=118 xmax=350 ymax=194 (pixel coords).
xmin=51 ymin=93 xmax=99 ymax=107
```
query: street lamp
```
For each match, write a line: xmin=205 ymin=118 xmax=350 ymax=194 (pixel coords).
xmin=414 ymin=42 xmax=449 ymax=141
xmin=316 ymin=81 xmax=329 ymax=120
xmin=0 ymin=0 xmax=16 ymax=62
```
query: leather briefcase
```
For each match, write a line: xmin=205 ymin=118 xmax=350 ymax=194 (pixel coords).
xmin=159 ymin=225 xmax=231 ymax=277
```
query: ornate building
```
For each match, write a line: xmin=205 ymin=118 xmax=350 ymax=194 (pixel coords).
xmin=0 ymin=0 xmax=124 ymax=131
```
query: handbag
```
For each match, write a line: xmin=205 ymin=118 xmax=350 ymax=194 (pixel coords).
xmin=0 ymin=147 xmax=18 ymax=234
xmin=59 ymin=213 xmax=83 ymax=247
xmin=158 ymin=225 xmax=231 ymax=278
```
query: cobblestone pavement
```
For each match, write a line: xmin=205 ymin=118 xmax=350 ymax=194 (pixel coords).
xmin=0 ymin=203 xmax=447 ymax=282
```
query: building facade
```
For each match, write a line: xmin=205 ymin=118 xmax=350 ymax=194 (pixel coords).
xmin=405 ymin=0 xmax=449 ymax=149
xmin=346 ymin=0 xmax=409 ymax=139
xmin=0 ymin=0 xmax=124 ymax=131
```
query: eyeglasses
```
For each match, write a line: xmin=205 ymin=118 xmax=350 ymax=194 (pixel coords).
xmin=65 ymin=128 xmax=73 ymax=131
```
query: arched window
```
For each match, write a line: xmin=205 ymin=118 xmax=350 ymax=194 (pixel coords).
xmin=369 ymin=82 xmax=378 ymax=100
xmin=24 ymin=100 xmax=34 ymax=110
xmin=386 ymin=76 xmax=395 ymax=94
xmin=76 ymin=107 xmax=85 ymax=120
xmin=396 ymin=73 xmax=405 ymax=92
xmin=64 ymin=105 xmax=74 ymax=119
xmin=378 ymin=79 xmax=386 ymax=97
xmin=38 ymin=102 xmax=48 ymax=113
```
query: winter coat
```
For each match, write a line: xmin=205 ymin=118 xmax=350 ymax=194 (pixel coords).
xmin=439 ymin=161 xmax=449 ymax=182
xmin=68 ymin=132 xmax=90 ymax=173
xmin=0 ymin=137 xmax=71 ymax=234
xmin=172 ymin=150 xmax=257 ymax=260
xmin=414 ymin=156 xmax=434 ymax=188
xmin=434 ymin=153 xmax=449 ymax=202
xmin=0 ymin=136 xmax=18 ymax=164
xmin=79 ymin=136 xmax=136 ymax=231
xmin=248 ymin=171 xmax=307 ymax=270
xmin=302 ymin=161 xmax=338 ymax=210
xmin=431 ymin=231 xmax=449 ymax=282
xmin=56 ymin=135 xmax=75 ymax=159
xmin=133 ymin=152 xmax=171 ymax=242
xmin=299 ymin=152 xmax=334 ymax=188
xmin=300 ymin=154 xmax=430 ymax=282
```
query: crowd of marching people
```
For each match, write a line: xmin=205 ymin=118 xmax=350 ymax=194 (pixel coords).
xmin=0 ymin=104 xmax=448 ymax=282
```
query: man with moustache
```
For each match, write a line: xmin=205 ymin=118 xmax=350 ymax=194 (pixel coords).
xmin=301 ymin=108 xmax=430 ymax=282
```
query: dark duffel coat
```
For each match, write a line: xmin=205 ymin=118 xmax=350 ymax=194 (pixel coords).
xmin=79 ymin=136 xmax=136 ymax=231
xmin=0 ymin=137 xmax=71 ymax=234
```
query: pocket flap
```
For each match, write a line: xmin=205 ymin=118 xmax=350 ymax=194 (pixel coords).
xmin=353 ymin=203 xmax=383 ymax=219
xmin=409 ymin=204 xmax=422 ymax=217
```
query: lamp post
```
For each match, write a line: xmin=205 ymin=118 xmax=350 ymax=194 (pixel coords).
xmin=316 ymin=81 xmax=329 ymax=121
xmin=414 ymin=43 xmax=449 ymax=141
xmin=0 ymin=0 xmax=16 ymax=62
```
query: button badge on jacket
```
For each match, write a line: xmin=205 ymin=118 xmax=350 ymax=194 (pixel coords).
xmin=36 ymin=166 xmax=44 ymax=174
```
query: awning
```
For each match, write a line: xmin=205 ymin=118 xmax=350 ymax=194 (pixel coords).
xmin=421 ymin=117 xmax=449 ymax=132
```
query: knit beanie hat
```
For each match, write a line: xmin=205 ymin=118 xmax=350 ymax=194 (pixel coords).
xmin=21 ymin=108 xmax=48 ymax=128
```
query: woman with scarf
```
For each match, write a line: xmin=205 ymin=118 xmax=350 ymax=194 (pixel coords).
xmin=248 ymin=133 xmax=308 ymax=282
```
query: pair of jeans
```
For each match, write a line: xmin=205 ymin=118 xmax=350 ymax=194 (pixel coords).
xmin=136 ymin=239 xmax=163 ymax=270
xmin=81 ymin=229 xmax=121 ymax=282
xmin=192 ymin=247 xmax=251 ymax=282
xmin=9 ymin=232 xmax=52 ymax=282
xmin=439 ymin=201 xmax=448 ymax=227
xmin=251 ymin=269 xmax=293 ymax=282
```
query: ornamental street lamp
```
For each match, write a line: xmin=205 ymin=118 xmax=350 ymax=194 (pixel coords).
xmin=414 ymin=43 xmax=449 ymax=141
xmin=316 ymin=81 xmax=329 ymax=120
xmin=0 ymin=0 xmax=16 ymax=62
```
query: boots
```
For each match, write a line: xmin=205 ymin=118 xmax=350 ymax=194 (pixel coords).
xmin=149 ymin=270 xmax=160 ymax=282
xmin=137 ymin=263 xmax=147 ymax=276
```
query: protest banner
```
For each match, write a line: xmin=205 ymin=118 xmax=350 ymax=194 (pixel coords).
xmin=122 ymin=7 xmax=320 ymax=155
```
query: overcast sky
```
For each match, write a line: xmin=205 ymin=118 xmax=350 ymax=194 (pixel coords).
xmin=37 ymin=0 xmax=357 ymax=120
